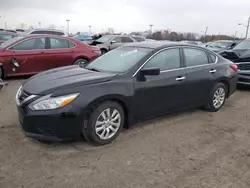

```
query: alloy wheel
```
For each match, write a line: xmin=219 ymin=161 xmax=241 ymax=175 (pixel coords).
xmin=213 ymin=87 xmax=225 ymax=109
xmin=95 ymin=108 xmax=121 ymax=140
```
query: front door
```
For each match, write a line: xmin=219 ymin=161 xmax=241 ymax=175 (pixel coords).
xmin=132 ymin=48 xmax=189 ymax=119
xmin=109 ymin=37 xmax=123 ymax=50
xmin=6 ymin=37 xmax=48 ymax=76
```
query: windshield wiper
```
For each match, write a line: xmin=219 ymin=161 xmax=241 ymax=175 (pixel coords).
xmin=85 ymin=67 xmax=100 ymax=72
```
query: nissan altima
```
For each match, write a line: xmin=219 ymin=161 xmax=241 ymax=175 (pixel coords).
xmin=16 ymin=42 xmax=238 ymax=145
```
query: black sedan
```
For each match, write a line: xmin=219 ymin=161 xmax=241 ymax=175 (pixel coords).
xmin=16 ymin=42 xmax=238 ymax=145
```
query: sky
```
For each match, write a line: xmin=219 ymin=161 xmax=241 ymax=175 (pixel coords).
xmin=0 ymin=0 xmax=250 ymax=37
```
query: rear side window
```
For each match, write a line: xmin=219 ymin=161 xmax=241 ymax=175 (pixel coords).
xmin=49 ymin=38 xmax=75 ymax=49
xmin=112 ymin=37 xmax=122 ymax=43
xmin=122 ymin=37 xmax=134 ymax=43
xmin=183 ymin=48 xmax=209 ymax=67
xmin=11 ymin=38 xmax=46 ymax=50
xmin=209 ymin=53 xmax=217 ymax=63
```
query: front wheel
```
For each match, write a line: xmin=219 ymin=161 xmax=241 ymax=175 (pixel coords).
xmin=73 ymin=59 xmax=88 ymax=68
xmin=82 ymin=101 xmax=124 ymax=145
xmin=206 ymin=83 xmax=227 ymax=112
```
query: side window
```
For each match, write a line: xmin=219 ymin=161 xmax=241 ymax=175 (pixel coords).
xmin=209 ymin=53 xmax=217 ymax=63
xmin=144 ymin=48 xmax=181 ymax=71
xmin=122 ymin=37 xmax=134 ymax=43
xmin=184 ymin=48 xmax=209 ymax=67
xmin=50 ymin=38 xmax=73 ymax=49
xmin=112 ymin=37 xmax=122 ymax=43
xmin=11 ymin=38 xmax=45 ymax=50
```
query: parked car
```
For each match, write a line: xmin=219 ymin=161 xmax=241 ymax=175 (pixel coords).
xmin=0 ymin=31 xmax=18 ymax=44
xmin=74 ymin=34 xmax=92 ymax=42
xmin=131 ymin=36 xmax=146 ymax=42
xmin=219 ymin=39 xmax=250 ymax=85
xmin=16 ymin=42 xmax=238 ymax=145
xmin=90 ymin=35 xmax=136 ymax=55
xmin=0 ymin=34 xmax=100 ymax=78
xmin=180 ymin=40 xmax=199 ymax=45
xmin=28 ymin=29 xmax=67 ymax=36
xmin=205 ymin=40 xmax=238 ymax=53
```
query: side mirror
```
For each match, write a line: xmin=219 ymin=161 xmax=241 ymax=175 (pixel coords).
xmin=110 ymin=40 xmax=116 ymax=44
xmin=140 ymin=67 xmax=160 ymax=76
xmin=11 ymin=57 xmax=19 ymax=68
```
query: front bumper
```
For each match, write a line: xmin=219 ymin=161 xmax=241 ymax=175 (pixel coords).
xmin=237 ymin=71 xmax=250 ymax=85
xmin=17 ymin=104 xmax=85 ymax=142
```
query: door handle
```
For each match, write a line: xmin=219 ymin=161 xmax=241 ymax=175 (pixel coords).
xmin=176 ymin=76 xmax=186 ymax=81
xmin=209 ymin=69 xmax=216 ymax=73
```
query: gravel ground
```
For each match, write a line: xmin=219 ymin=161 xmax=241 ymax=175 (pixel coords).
xmin=0 ymin=80 xmax=250 ymax=188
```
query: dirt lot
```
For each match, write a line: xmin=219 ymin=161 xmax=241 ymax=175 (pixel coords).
xmin=0 ymin=80 xmax=250 ymax=188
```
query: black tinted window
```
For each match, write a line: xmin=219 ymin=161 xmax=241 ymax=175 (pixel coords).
xmin=184 ymin=48 xmax=208 ymax=67
xmin=50 ymin=38 xmax=75 ymax=49
xmin=144 ymin=48 xmax=181 ymax=71
xmin=11 ymin=38 xmax=45 ymax=50
xmin=122 ymin=37 xmax=134 ymax=43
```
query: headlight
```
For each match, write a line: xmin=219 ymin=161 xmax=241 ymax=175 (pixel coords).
xmin=29 ymin=93 xmax=80 ymax=110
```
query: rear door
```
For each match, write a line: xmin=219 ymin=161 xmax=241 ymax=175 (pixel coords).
xmin=6 ymin=37 xmax=48 ymax=75
xmin=44 ymin=37 xmax=76 ymax=70
xmin=133 ymin=47 xmax=189 ymax=119
xmin=182 ymin=47 xmax=218 ymax=106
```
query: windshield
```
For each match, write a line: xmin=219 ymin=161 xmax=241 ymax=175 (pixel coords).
xmin=212 ymin=41 xmax=232 ymax=49
xmin=0 ymin=36 xmax=23 ymax=48
xmin=234 ymin=40 xmax=250 ymax=49
xmin=96 ymin=35 xmax=113 ymax=43
xmin=86 ymin=47 xmax=151 ymax=73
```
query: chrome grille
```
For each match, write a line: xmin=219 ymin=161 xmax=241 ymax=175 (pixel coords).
xmin=19 ymin=90 xmax=30 ymax=102
xmin=237 ymin=63 xmax=250 ymax=71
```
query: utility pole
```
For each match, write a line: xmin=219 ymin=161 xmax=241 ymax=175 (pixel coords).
xmin=66 ymin=19 xmax=70 ymax=35
xmin=238 ymin=17 xmax=250 ymax=39
xmin=38 ymin=22 xmax=41 ymax=28
xmin=149 ymin=24 xmax=153 ymax=33
xmin=4 ymin=21 xmax=7 ymax=29
xmin=204 ymin=26 xmax=208 ymax=36
xmin=245 ymin=17 xmax=250 ymax=38
xmin=89 ymin=25 xmax=92 ymax=34
xmin=234 ymin=31 xmax=237 ymax=41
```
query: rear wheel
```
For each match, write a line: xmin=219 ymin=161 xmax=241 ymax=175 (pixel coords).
xmin=73 ymin=59 xmax=88 ymax=68
xmin=82 ymin=101 xmax=124 ymax=145
xmin=100 ymin=49 xmax=107 ymax=55
xmin=206 ymin=83 xmax=227 ymax=112
xmin=0 ymin=67 xmax=3 ymax=79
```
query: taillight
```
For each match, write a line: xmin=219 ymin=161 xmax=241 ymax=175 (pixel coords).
xmin=230 ymin=64 xmax=238 ymax=72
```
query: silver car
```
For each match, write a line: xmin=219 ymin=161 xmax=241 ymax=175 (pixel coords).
xmin=91 ymin=35 xmax=137 ymax=55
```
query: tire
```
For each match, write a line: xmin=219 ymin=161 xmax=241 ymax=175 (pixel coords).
xmin=100 ymin=49 xmax=107 ymax=55
xmin=73 ymin=59 xmax=88 ymax=68
xmin=82 ymin=101 xmax=124 ymax=145
xmin=0 ymin=68 xmax=3 ymax=79
xmin=206 ymin=83 xmax=227 ymax=112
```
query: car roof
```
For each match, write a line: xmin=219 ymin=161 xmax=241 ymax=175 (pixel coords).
xmin=30 ymin=29 xmax=65 ymax=32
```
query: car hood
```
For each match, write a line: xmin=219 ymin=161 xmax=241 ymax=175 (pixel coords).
xmin=219 ymin=49 xmax=250 ymax=62
xmin=22 ymin=65 xmax=117 ymax=95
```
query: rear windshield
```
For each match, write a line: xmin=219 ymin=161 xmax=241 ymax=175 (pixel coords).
xmin=0 ymin=36 xmax=23 ymax=48
xmin=0 ymin=34 xmax=16 ymax=40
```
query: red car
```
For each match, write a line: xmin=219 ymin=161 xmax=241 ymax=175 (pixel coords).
xmin=0 ymin=34 xmax=101 ymax=78
xmin=0 ymin=31 xmax=18 ymax=44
